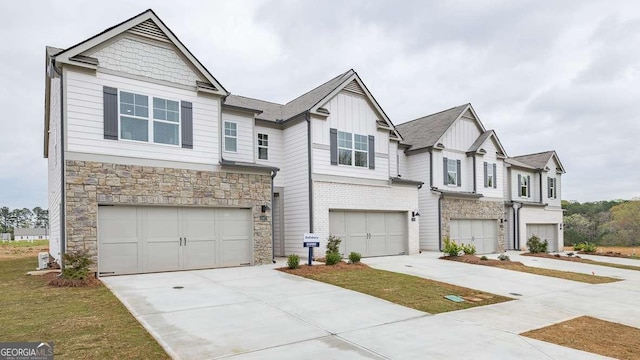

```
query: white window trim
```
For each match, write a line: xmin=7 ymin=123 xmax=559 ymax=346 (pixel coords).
xmin=224 ymin=121 xmax=238 ymax=153
xmin=520 ymin=176 xmax=529 ymax=198
xmin=486 ymin=163 xmax=494 ymax=188
xmin=117 ymin=90 xmax=181 ymax=147
xmin=447 ymin=158 xmax=457 ymax=186
xmin=549 ymin=177 xmax=556 ymax=198
xmin=257 ymin=133 xmax=268 ymax=160
xmin=338 ymin=131 xmax=368 ymax=168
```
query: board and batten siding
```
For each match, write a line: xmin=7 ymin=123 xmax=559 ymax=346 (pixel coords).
xmin=439 ymin=116 xmax=482 ymax=151
xmin=64 ymin=69 xmax=220 ymax=165
xmin=221 ymin=110 xmax=254 ymax=163
xmin=255 ymin=124 xmax=285 ymax=188
xmin=543 ymin=158 xmax=562 ymax=208
xmin=476 ymin=140 xmax=503 ymax=199
xmin=311 ymin=91 xmax=389 ymax=180
xmin=388 ymin=141 xmax=398 ymax=177
xmin=510 ymin=169 xmax=539 ymax=203
xmin=48 ymin=76 xmax=62 ymax=261
xmin=432 ymin=150 xmax=474 ymax=193
xmin=282 ymin=121 xmax=309 ymax=255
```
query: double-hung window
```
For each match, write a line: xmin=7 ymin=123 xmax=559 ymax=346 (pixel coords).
xmin=548 ymin=177 xmax=557 ymax=199
xmin=484 ymin=162 xmax=497 ymax=188
xmin=338 ymin=131 xmax=368 ymax=167
xmin=119 ymin=91 xmax=180 ymax=145
xmin=257 ymin=133 xmax=268 ymax=160
xmin=519 ymin=174 xmax=529 ymax=197
xmin=224 ymin=122 xmax=237 ymax=152
xmin=447 ymin=159 xmax=458 ymax=186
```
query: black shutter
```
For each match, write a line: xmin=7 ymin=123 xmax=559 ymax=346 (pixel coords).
xmin=330 ymin=128 xmax=338 ymax=165
xmin=548 ymin=177 xmax=552 ymax=198
xmin=181 ymin=101 xmax=193 ymax=149
xmin=493 ymin=163 xmax=497 ymax=189
xmin=443 ymin=157 xmax=448 ymax=185
xmin=368 ymin=135 xmax=375 ymax=169
xmin=456 ymin=159 xmax=461 ymax=187
xmin=554 ymin=178 xmax=557 ymax=199
xmin=483 ymin=162 xmax=488 ymax=188
xmin=527 ymin=175 xmax=531 ymax=197
xmin=518 ymin=174 xmax=522 ymax=196
xmin=103 ymin=86 xmax=118 ymax=140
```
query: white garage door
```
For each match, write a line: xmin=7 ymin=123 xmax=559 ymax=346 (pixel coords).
xmin=329 ymin=211 xmax=406 ymax=257
xmin=98 ymin=206 xmax=252 ymax=276
xmin=449 ymin=219 xmax=497 ymax=254
xmin=527 ymin=224 xmax=558 ymax=252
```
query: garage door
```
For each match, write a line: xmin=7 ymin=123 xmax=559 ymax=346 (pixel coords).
xmin=98 ymin=206 xmax=252 ymax=276
xmin=449 ymin=219 xmax=497 ymax=254
xmin=527 ymin=224 xmax=558 ymax=252
xmin=329 ymin=211 xmax=406 ymax=257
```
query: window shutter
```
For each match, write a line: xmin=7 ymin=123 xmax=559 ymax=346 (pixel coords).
xmin=103 ymin=86 xmax=118 ymax=140
xmin=554 ymin=178 xmax=557 ymax=199
xmin=493 ymin=163 xmax=497 ymax=189
xmin=368 ymin=135 xmax=375 ymax=169
xmin=483 ymin=162 xmax=488 ymax=188
xmin=518 ymin=174 xmax=522 ymax=196
xmin=443 ymin=157 xmax=448 ymax=185
xmin=181 ymin=101 xmax=193 ymax=149
xmin=548 ymin=177 xmax=552 ymax=198
xmin=456 ymin=159 xmax=461 ymax=187
xmin=330 ymin=128 xmax=338 ymax=165
xmin=527 ymin=175 xmax=531 ymax=197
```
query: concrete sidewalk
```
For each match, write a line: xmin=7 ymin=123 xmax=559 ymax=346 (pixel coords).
xmin=102 ymin=259 xmax=612 ymax=359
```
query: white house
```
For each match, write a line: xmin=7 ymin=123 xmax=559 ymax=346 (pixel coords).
xmin=14 ymin=228 xmax=49 ymax=241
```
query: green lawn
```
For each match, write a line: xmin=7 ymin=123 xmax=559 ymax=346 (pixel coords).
xmin=494 ymin=263 xmax=621 ymax=284
xmin=290 ymin=265 xmax=512 ymax=313
xmin=1 ymin=239 xmax=50 ymax=247
xmin=0 ymin=256 xmax=169 ymax=359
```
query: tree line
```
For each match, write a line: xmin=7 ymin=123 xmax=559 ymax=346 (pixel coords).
xmin=563 ymin=199 xmax=639 ymax=246
xmin=0 ymin=206 xmax=49 ymax=234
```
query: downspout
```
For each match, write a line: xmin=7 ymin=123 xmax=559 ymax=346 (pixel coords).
xmin=513 ymin=202 xmax=522 ymax=250
xmin=438 ymin=192 xmax=444 ymax=252
xmin=306 ymin=112 xmax=313 ymax=232
xmin=472 ymin=155 xmax=477 ymax=193
xmin=429 ymin=149 xmax=433 ymax=188
xmin=53 ymin=60 xmax=66 ymax=270
xmin=270 ymin=169 xmax=279 ymax=264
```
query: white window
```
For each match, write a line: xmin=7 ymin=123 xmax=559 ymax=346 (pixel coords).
xmin=224 ymin=122 xmax=237 ymax=152
xmin=257 ymin=133 xmax=268 ymax=160
xmin=338 ymin=131 xmax=368 ymax=167
xmin=119 ymin=91 xmax=180 ymax=145
xmin=520 ymin=175 xmax=529 ymax=197
xmin=447 ymin=159 xmax=457 ymax=186
xmin=486 ymin=163 xmax=494 ymax=188
xmin=548 ymin=177 xmax=556 ymax=198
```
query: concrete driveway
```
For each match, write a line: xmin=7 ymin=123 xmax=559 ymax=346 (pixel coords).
xmin=102 ymin=258 xmax=615 ymax=360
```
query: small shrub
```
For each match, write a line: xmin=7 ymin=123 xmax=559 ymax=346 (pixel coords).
xmin=573 ymin=243 xmax=584 ymax=251
xmin=325 ymin=252 xmax=342 ymax=265
xmin=287 ymin=254 xmax=300 ymax=269
xmin=61 ymin=251 xmax=93 ymax=280
xmin=348 ymin=252 xmax=361 ymax=264
xmin=526 ymin=235 xmax=548 ymax=254
xmin=326 ymin=235 xmax=342 ymax=256
xmin=443 ymin=237 xmax=463 ymax=257
xmin=498 ymin=253 xmax=510 ymax=261
xmin=480 ymin=256 xmax=488 ymax=261
xmin=580 ymin=242 xmax=597 ymax=253
xmin=461 ymin=243 xmax=476 ymax=255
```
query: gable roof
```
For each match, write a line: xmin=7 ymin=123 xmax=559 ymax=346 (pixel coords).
xmin=510 ymin=150 xmax=565 ymax=173
xmin=396 ymin=104 xmax=469 ymax=151
xmin=51 ymin=9 xmax=227 ymax=95
xmin=224 ymin=70 xmax=401 ymax=138
xmin=467 ymin=130 xmax=508 ymax=157
xmin=14 ymin=228 xmax=48 ymax=236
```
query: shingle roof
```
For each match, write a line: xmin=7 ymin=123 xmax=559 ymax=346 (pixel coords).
xmin=224 ymin=69 xmax=354 ymax=122
xmin=467 ymin=130 xmax=494 ymax=153
xmin=396 ymin=104 xmax=469 ymax=151
xmin=510 ymin=151 xmax=556 ymax=169
xmin=14 ymin=228 xmax=48 ymax=236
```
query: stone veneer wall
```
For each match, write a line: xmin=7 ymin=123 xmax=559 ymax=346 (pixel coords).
xmin=64 ymin=160 xmax=272 ymax=265
xmin=441 ymin=197 xmax=506 ymax=252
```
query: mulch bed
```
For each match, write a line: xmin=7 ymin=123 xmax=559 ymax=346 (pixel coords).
xmin=522 ymin=252 xmax=586 ymax=262
xmin=579 ymin=251 xmax=638 ymax=259
xmin=278 ymin=261 xmax=369 ymax=276
xmin=43 ymin=272 xmax=101 ymax=287
xmin=441 ymin=254 xmax=524 ymax=267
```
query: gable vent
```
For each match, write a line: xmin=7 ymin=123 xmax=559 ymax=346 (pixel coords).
xmin=462 ymin=109 xmax=475 ymax=119
xmin=128 ymin=19 xmax=171 ymax=43
xmin=343 ymin=80 xmax=364 ymax=95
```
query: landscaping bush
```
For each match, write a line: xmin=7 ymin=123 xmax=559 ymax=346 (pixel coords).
xmin=443 ymin=237 xmax=463 ymax=257
xmin=61 ymin=251 xmax=93 ymax=280
xmin=325 ymin=252 xmax=342 ymax=265
xmin=287 ymin=254 xmax=300 ymax=269
xmin=527 ymin=235 xmax=548 ymax=253
xmin=498 ymin=253 xmax=510 ymax=261
xmin=348 ymin=252 xmax=361 ymax=264
xmin=326 ymin=235 xmax=342 ymax=256
xmin=580 ymin=242 xmax=598 ymax=253
xmin=461 ymin=243 xmax=476 ymax=255
xmin=573 ymin=243 xmax=584 ymax=251
xmin=480 ymin=256 xmax=488 ymax=261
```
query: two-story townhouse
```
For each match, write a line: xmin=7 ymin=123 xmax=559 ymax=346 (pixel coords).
xmin=224 ymin=70 xmax=423 ymax=258
xmin=396 ymin=104 xmax=509 ymax=254
xmin=504 ymin=151 xmax=566 ymax=252
xmin=44 ymin=10 xmax=277 ymax=276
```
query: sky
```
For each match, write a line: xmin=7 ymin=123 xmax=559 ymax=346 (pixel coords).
xmin=0 ymin=0 xmax=639 ymax=210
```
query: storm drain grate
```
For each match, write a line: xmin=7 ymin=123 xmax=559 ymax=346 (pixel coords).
xmin=173 ymin=286 xmax=184 ymax=289
xmin=509 ymin=292 xmax=523 ymax=296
